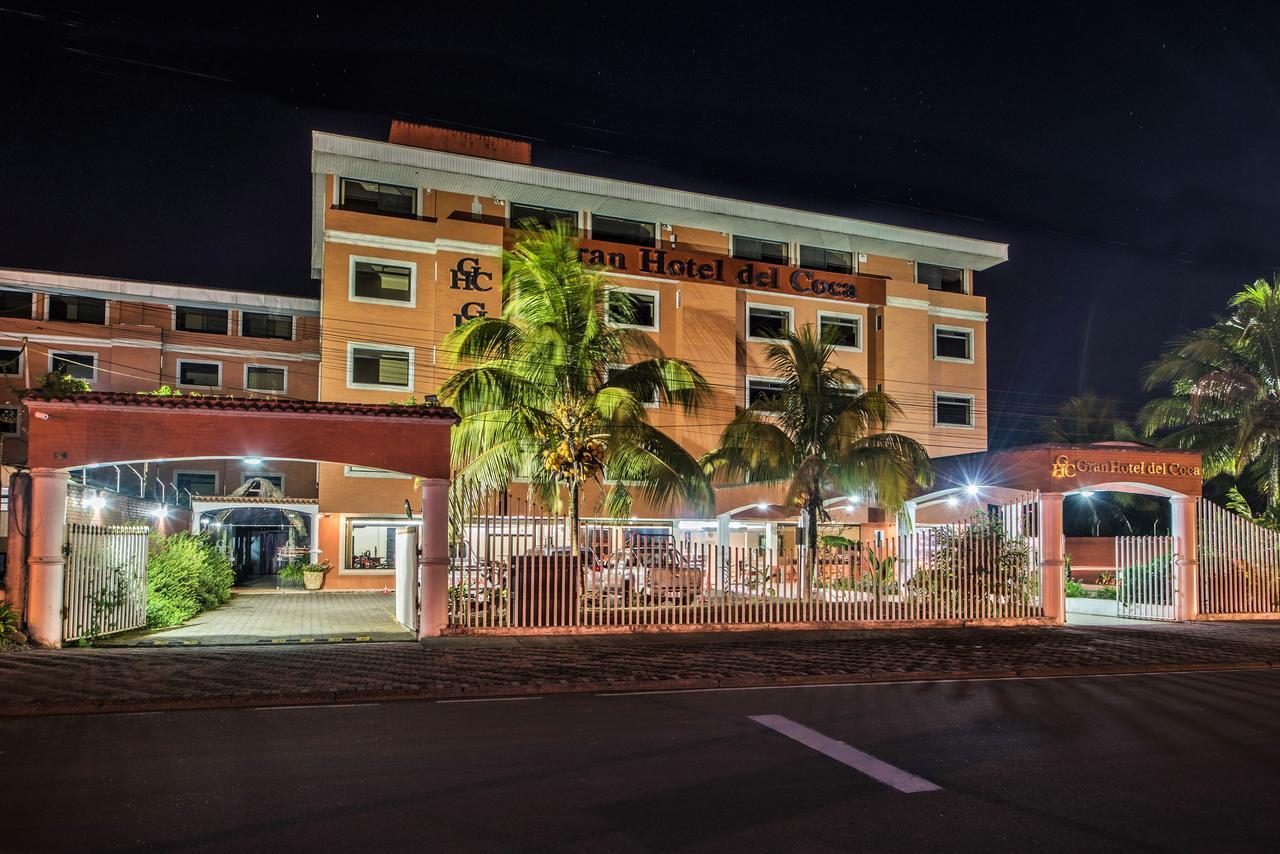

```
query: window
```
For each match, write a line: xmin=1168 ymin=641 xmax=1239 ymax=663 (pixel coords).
xmin=175 ymin=471 xmax=219 ymax=496
xmin=348 ymin=518 xmax=414 ymax=570
xmin=241 ymin=473 xmax=284 ymax=494
xmin=746 ymin=304 xmax=791 ymax=341
xmin=241 ymin=311 xmax=292 ymax=340
xmin=0 ymin=405 xmax=18 ymax=435
xmin=935 ymin=393 xmax=975 ymax=427
xmin=0 ymin=290 xmax=32 ymax=318
xmin=175 ymin=306 xmax=229 ymax=334
xmin=351 ymin=259 xmax=414 ymax=304
xmin=917 ymin=262 xmax=966 ymax=294
xmin=591 ymin=214 xmax=655 ymax=247
xmin=0 ymin=348 xmax=21 ymax=375
xmin=343 ymin=465 xmax=413 ymax=480
xmin=606 ymin=287 xmax=659 ymax=330
xmin=509 ymin=202 xmax=577 ymax=231
xmin=746 ymin=377 xmax=787 ymax=411
xmin=245 ymin=365 xmax=286 ymax=393
xmin=934 ymin=326 xmax=974 ymax=361
xmin=607 ymin=365 xmax=659 ymax=407
xmin=339 ymin=178 xmax=416 ymax=217
xmin=799 ymin=245 xmax=854 ymax=275
xmin=732 ymin=235 xmax=789 ymax=265
xmin=349 ymin=344 xmax=412 ymax=389
xmin=48 ymin=295 xmax=106 ymax=324
xmin=178 ymin=360 xmax=221 ymax=388
xmin=818 ymin=312 xmax=860 ymax=349
xmin=50 ymin=352 xmax=95 ymax=381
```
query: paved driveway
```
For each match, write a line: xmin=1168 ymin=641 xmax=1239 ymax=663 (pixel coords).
xmin=105 ymin=591 xmax=414 ymax=646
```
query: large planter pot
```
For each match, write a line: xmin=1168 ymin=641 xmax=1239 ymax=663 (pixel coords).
xmin=303 ymin=570 xmax=325 ymax=591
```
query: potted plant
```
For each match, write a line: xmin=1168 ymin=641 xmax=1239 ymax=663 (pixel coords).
xmin=302 ymin=560 xmax=332 ymax=591
xmin=278 ymin=562 xmax=305 ymax=590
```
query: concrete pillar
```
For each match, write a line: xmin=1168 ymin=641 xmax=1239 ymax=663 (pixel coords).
xmin=27 ymin=468 xmax=69 ymax=647
xmin=1170 ymin=496 xmax=1199 ymax=621
xmin=1038 ymin=491 xmax=1065 ymax=625
xmin=308 ymin=509 xmax=321 ymax=566
xmin=903 ymin=501 xmax=918 ymax=532
xmin=418 ymin=478 xmax=449 ymax=639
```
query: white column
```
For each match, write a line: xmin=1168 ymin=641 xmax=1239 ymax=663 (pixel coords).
xmin=418 ymin=478 xmax=450 ymax=638
xmin=27 ymin=469 xmax=69 ymax=648
xmin=903 ymin=501 xmax=918 ymax=531
xmin=1038 ymin=492 xmax=1065 ymax=625
xmin=716 ymin=513 xmax=732 ymax=589
xmin=1170 ymin=496 xmax=1199 ymax=621
xmin=308 ymin=509 xmax=321 ymax=565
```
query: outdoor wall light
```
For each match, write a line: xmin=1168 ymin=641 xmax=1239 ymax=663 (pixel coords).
xmin=89 ymin=495 xmax=106 ymax=511
xmin=151 ymin=507 xmax=168 ymax=519
xmin=946 ymin=496 xmax=960 ymax=507
xmin=755 ymin=502 xmax=769 ymax=511
xmin=1079 ymin=490 xmax=1095 ymax=499
xmin=848 ymin=495 xmax=861 ymax=504
xmin=243 ymin=457 xmax=263 ymax=465
xmin=964 ymin=484 xmax=981 ymax=497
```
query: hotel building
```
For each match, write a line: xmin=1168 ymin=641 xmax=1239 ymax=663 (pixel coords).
xmin=1 ymin=122 xmax=1007 ymax=588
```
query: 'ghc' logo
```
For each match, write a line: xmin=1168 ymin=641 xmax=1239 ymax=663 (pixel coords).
xmin=1050 ymin=454 xmax=1076 ymax=478
xmin=453 ymin=300 xmax=487 ymax=328
xmin=450 ymin=257 xmax=493 ymax=292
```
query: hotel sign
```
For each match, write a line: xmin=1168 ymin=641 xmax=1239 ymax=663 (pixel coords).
xmin=1050 ymin=454 xmax=1202 ymax=479
xmin=574 ymin=239 xmax=882 ymax=305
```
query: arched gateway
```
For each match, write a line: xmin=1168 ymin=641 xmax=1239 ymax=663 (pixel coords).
xmin=16 ymin=392 xmax=458 ymax=646
xmin=905 ymin=442 xmax=1204 ymax=623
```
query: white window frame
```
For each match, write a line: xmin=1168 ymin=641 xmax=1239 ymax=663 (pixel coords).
xmin=346 ymin=341 xmax=415 ymax=392
xmin=745 ymin=375 xmax=788 ymax=411
xmin=745 ymin=302 xmax=794 ymax=343
xmin=174 ymin=469 xmax=220 ymax=497
xmin=934 ymin=392 xmax=976 ymax=429
xmin=340 ymin=514 xmax=419 ymax=575
xmin=49 ymin=351 xmax=99 ymax=384
xmin=241 ymin=471 xmax=286 ymax=494
xmin=607 ymin=363 xmax=659 ymax=408
xmin=605 ymin=285 xmax=661 ymax=332
xmin=348 ymin=255 xmax=418 ymax=308
xmin=0 ymin=346 xmax=23 ymax=376
xmin=176 ymin=358 xmax=223 ymax=390
xmin=817 ymin=311 xmax=863 ymax=352
xmin=342 ymin=465 xmax=413 ymax=480
xmin=239 ymin=310 xmax=295 ymax=341
xmin=933 ymin=324 xmax=975 ymax=364
xmin=244 ymin=363 xmax=288 ymax=394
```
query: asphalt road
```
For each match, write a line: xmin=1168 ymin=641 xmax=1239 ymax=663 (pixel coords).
xmin=3 ymin=669 xmax=1279 ymax=852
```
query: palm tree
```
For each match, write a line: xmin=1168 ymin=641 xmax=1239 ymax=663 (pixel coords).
xmin=439 ymin=224 xmax=713 ymax=544
xmin=702 ymin=325 xmax=933 ymax=573
xmin=1041 ymin=393 xmax=1137 ymax=444
xmin=1140 ymin=277 xmax=1280 ymax=510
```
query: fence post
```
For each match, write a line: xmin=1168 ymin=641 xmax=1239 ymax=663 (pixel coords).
xmin=26 ymin=468 xmax=70 ymax=647
xmin=1170 ymin=495 xmax=1199 ymax=621
xmin=419 ymin=477 xmax=450 ymax=638
xmin=1038 ymin=491 xmax=1065 ymax=625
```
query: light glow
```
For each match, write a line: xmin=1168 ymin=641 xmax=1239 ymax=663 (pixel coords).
xmin=964 ymin=483 xmax=981 ymax=497
xmin=243 ymin=457 xmax=263 ymax=466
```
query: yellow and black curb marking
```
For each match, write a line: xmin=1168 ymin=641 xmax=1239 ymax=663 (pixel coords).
xmin=135 ymin=636 xmax=376 ymax=647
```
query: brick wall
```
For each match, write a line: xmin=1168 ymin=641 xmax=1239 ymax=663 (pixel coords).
xmin=66 ymin=482 xmax=191 ymax=536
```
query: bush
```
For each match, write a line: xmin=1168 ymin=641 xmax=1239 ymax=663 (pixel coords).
xmin=146 ymin=533 xmax=234 ymax=628
xmin=1065 ymin=577 xmax=1088 ymax=598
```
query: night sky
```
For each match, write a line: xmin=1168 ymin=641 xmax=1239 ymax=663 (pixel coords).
xmin=3 ymin=4 xmax=1279 ymax=446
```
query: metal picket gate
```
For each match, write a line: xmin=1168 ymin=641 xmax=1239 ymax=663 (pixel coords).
xmin=1114 ymin=535 xmax=1177 ymax=621
xmin=61 ymin=523 xmax=151 ymax=641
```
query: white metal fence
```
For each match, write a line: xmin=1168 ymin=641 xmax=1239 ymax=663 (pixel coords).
xmin=447 ymin=485 xmax=1044 ymax=632
xmin=1198 ymin=499 xmax=1280 ymax=617
xmin=61 ymin=523 xmax=150 ymax=642
xmin=1114 ymin=535 xmax=1177 ymax=621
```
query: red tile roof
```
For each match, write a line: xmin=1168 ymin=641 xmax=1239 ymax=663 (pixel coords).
xmin=23 ymin=391 xmax=458 ymax=422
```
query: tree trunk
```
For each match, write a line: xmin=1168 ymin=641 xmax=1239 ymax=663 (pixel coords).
xmin=805 ymin=500 xmax=819 ymax=599
xmin=569 ymin=479 xmax=581 ymax=550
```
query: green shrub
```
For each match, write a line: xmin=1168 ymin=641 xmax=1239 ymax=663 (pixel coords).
xmin=146 ymin=533 xmax=234 ymax=628
xmin=39 ymin=371 xmax=90 ymax=396
xmin=1065 ymin=577 xmax=1088 ymax=598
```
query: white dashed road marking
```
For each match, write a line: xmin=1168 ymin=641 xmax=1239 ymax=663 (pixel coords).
xmin=749 ymin=714 xmax=941 ymax=794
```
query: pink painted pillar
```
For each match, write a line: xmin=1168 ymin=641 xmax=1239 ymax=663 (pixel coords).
xmin=419 ymin=477 xmax=450 ymax=638
xmin=1170 ymin=496 xmax=1199 ymax=621
xmin=27 ymin=468 xmax=69 ymax=647
xmin=1038 ymin=492 xmax=1065 ymax=625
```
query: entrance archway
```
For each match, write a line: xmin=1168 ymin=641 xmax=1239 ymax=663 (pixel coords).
xmin=13 ymin=391 xmax=458 ymax=646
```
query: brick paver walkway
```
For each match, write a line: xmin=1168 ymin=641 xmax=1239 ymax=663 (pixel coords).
xmin=102 ymin=591 xmax=413 ymax=646
xmin=2 ymin=621 xmax=1277 ymax=715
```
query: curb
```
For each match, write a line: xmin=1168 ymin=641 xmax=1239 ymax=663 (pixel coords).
xmin=3 ymin=659 xmax=1275 ymax=718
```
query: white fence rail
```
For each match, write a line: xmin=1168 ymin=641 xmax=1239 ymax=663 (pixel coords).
xmin=1198 ymin=499 xmax=1280 ymax=617
xmin=1114 ymin=535 xmax=1177 ymax=621
xmin=447 ymin=485 xmax=1044 ymax=632
xmin=61 ymin=523 xmax=150 ymax=642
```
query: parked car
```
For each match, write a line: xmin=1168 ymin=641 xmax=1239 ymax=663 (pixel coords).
xmin=588 ymin=546 xmax=705 ymax=602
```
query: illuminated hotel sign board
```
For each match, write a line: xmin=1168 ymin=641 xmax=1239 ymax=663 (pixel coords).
xmin=574 ymin=240 xmax=877 ymax=304
xmin=1050 ymin=454 xmax=1202 ymax=479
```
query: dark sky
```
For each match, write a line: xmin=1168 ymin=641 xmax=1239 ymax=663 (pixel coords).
xmin=3 ymin=3 xmax=1279 ymax=446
